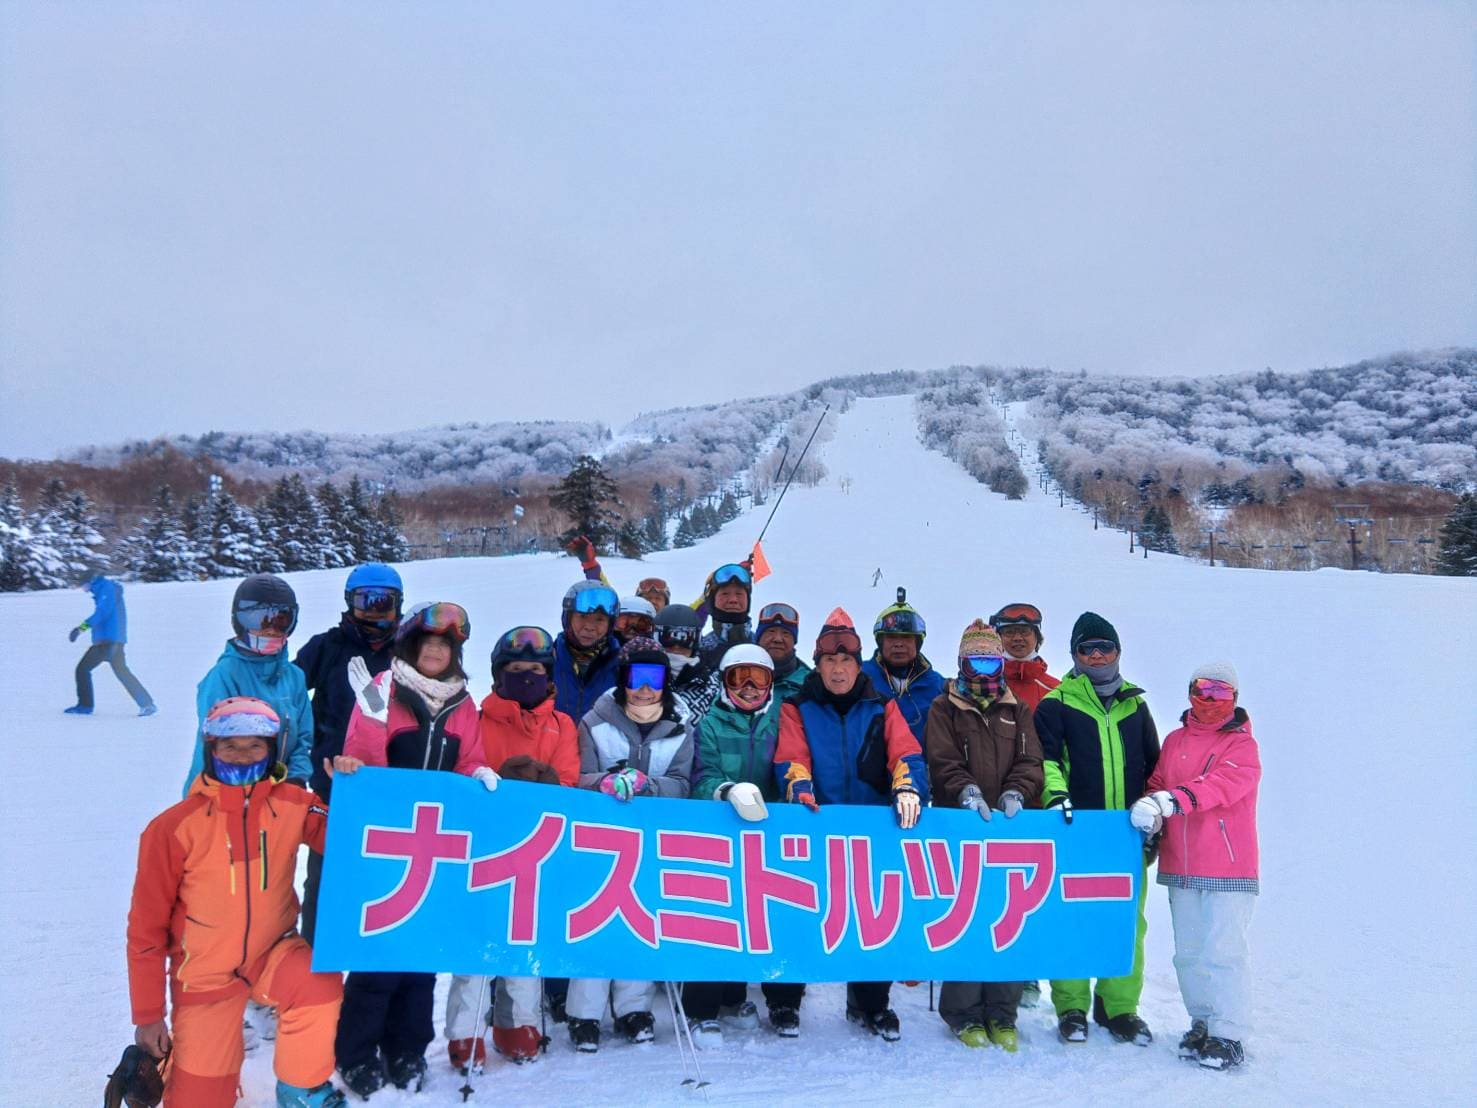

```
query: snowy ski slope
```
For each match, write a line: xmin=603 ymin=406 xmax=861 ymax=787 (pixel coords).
xmin=2 ymin=395 xmax=1474 ymax=1105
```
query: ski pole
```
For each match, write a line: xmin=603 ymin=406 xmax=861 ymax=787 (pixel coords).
xmin=669 ymin=981 xmax=710 ymax=1094
xmin=664 ymin=982 xmax=696 ymax=1087
xmin=755 ymin=403 xmax=830 ymax=548
xmin=458 ymin=974 xmax=490 ymax=1101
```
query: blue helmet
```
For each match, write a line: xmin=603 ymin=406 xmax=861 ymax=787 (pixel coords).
xmin=344 ymin=563 xmax=403 ymax=626
xmin=561 ymin=580 xmax=619 ymax=631
xmin=346 ymin=563 xmax=402 ymax=593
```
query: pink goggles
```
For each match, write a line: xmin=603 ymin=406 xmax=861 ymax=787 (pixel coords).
xmin=1190 ymin=678 xmax=1236 ymax=701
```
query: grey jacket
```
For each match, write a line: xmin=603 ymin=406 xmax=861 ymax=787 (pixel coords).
xmin=577 ymin=689 xmax=693 ymax=798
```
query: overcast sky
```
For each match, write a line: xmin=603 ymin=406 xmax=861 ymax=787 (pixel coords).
xmin=2 ymin=1 xmax=1474 ymax=460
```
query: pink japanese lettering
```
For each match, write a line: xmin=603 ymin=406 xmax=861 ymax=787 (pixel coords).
xmin=466 ymin=813 xmax=566 ymax=944
xmin=922 ymin=840 xmax=983 ymax=951
xmin=741 ymin=831 xmax=819 ymax=955
xmin=1060 ymin=873 xmax=1135 ymax=902
xmin=984 ymin=839 xmax=1056 ymax=951
xmin=656 ymin=830 xmax=741 ymax=951
xmin=565 ymin=822 xmax=658 ymax=947
xmin=360 ymin=803 xmax=472 ymax=936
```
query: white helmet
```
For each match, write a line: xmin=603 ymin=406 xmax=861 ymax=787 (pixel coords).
xmin=618 ymin=595 xmax=657 ymax=620
xmin=719 ymin=643 xmax=774 ymax=673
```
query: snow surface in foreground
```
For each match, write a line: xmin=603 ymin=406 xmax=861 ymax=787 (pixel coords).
xmin=2 ymin=395 xmax=1474 ymax=1105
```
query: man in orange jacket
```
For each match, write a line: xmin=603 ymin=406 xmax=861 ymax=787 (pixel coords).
xmin=127 ymin=697 xmax=345 ymax=1107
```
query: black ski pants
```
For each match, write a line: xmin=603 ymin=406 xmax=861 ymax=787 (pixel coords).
xmin=681 ymin=981 xmax=806 ymax=1020
xmin=335 ymin=971 xmax=436 ymax=1071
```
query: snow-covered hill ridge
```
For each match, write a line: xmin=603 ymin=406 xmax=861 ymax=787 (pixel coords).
xmin=2 ymin=396 xmax=1473 ymax=1105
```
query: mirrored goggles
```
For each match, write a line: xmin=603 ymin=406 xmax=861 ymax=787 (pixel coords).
xmin=349 ymin=586 xmax=401 ymax=618
xmin=1191 ymin=678 xmax=1236 ymax=701
xmin=712 ymin=563 xmax=752 ymax=588
xmin=877 ymin=609 xmax=925 ymax=636
xmin=963 ymin=654 xmax=1005 ymax=677
xmin=415 ymin=602 xmax=470 ymax=641
xmin=990 ymin=603 xmax=1043 ymax=627
xmin=627 ymin=662 xmax=667 ymax=691
xmin=615 ymin=614 xmax=655 ymax=636
xmin=723 ymin=664 xmax=774 ymax=691
xmin=572 ymin=586 xmax=619 ymax=616
xmin=637 ymin=577 xmax=670 ymax=600
xmin=500 ymin=626 xmax=555 ymax=653
xmin=758 ymin=602 xmax=799 ymax=626
xmin=657 ymin=625 xmax=700 ymax=650
xmin=235 ymin=603 xmax=297 ymax=635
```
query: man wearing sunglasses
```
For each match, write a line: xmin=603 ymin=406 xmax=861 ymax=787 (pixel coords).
xmin=772 ymin=608 xmax=930 ymax=1042
xmin=754 ymin=602 xmax=811 ymax=701
xmin=861 ymin=592 xmax=947 ymax=746
xmin=293 ymin=563 xmax=403 ymax=943
xmin=552 ymin=581 xmax=624 ymax=723
xmin=1035 ymin=612 xmax=1160 ymax=1048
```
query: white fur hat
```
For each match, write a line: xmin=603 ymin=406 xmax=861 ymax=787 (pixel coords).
xmin=1190 ymin=660 xmax=1239 ymax=690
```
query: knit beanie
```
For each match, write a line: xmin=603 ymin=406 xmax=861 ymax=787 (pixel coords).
xmin=957 ymin=619 xmax=1004 ymax=658
xmin=1070 ymin=611 xmax=1120 ymax=654
xmin=1190 ymin=660 xmax=1239 ymax=691
xmin=814 ymin=607 xmax=863 ymax=662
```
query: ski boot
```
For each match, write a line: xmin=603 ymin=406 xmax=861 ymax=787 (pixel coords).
xmin=447 ymin=1036 xmax=487 ymax=1074
xmin=339 ymin=1059 xmax=386 ymax=1100
xmin=385 ymin=1052 xmax=427 ymax=1092
xmin=1178 ymin=1019 xmax=1208 ymax=1061
xmin=954 ymin=1023 xmax=991 ymax=1048
xmin=568 ymin=1017 xmax=601 ymax=1053
xmin=276 ymin=1080 xmax=348 ymax=1107
xmin=614 ymin=1010 xmax=656 ymax=1044
xmin=1198 ymin=1037 xmax=1245 ymax=1070
xmin=64 ymin=704 xmax=93 ymax=715
xmin=719 ymin=999 xmax=759 ymax=1029
xmin=1093 ymin=996 xmax=1152 ymax=1046
xmin=768 ymin=1006 xmax=801 ymax=1038
xmin=847 ymin=1006 xmax=901 ymax=1042
xmin=986 ymin=1019 xmax=1019 ymax=1053
xmin=1020 ymin=980 xmax=1041 ymax=1008
xmin=1057 ymin=1009 xmax=1088 ymax=1043
xmin=689 ymin=1018 xmax=724 ymax=1049
xmin=493 ymin=1024 xmax=544 ymax=1063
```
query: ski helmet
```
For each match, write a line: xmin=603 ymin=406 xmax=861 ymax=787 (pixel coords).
xmin=490 ymin=625 xmax=557 ymax=678
xmin=705 ymin=563 xmax=752 ymax=623
xmin=989 ymin=602 xmax=1044 ymax=646
xmin=718 ymin=642 xmax=775 ymax=710
xmin=561 ymin=580 xmax=619 ymax=631
xmin=202 ymin=696 xmax=280 ymax=785
xmin=395 ymin=601 xmax=470 ymax=678
xmin=654 ymin=603 xmax=702 ymax=654
xmin=231 ymin=574 xmax=298 ymax=653
xmin=614 ymin=595 xmax=657 ymax=639
xmin=614 ymin=635 xmax=673 ymax=710
xmin=873 ymin=586 xmax=925 ymax=644
xmin=344 ymin=563 xmax=403 ymax=620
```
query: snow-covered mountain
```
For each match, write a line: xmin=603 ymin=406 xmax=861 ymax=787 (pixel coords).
xmin=2 ymin=396 xmax=1473 ymax=1104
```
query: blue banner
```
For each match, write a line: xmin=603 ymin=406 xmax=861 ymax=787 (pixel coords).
xmin=314 ymin=769 xmax=1143 ymax=982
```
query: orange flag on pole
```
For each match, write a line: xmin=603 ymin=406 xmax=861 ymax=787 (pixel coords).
xmin=749 ymin=541 xmax=773 ymax=584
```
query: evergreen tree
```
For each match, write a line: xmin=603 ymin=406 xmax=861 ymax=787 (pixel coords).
xmin=673 ymin=512 xmax=697 ymax=549
xmin=1435 ymin=493 xmax=1477 ymax=576
xmin=341 ymin=475 xmax=376 ymax=562
xmin=616 ymin=519 xmax=646 ymax=560
xmin=0 ymin=483 xmax=38 ymax=591
xmin=201 ymin=489 xmax=268 ymax=577
xmin=33 ymin=482 xmax=105 ymax=585
xmin=122 ymin=485 xmax=201 ymax=582
xmin=316 ymin=482 xmax=356 ymax=568
xmin=550 ymin=455 xmax=623 ymax=551
xmin=257 ymin=474 xmax=326 ymax=571
xmin=642 ymin=511 xmax=667 ymax=552
xmin=369 ymin=491 xmax=411 ymax=561
xmin=716 ymin=490 xmax=741 ymax=525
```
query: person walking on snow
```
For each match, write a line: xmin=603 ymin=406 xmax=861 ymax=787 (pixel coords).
xmin=552 ymin=580 xmax=623 ymax=722
xmin=1131 ymin=661 xmax=1261 ymax=1071
xmin=292 ymin=562 xmax=403 ymax=944
xmin=684 ymin=644 xmax=804 ymax=1043
xmin=754 ymin=602 xmax=811 ymax=701
xmin=443 ymin=625 xmax=578 ymax=1071
xmin=924 ymin=621 xmax=1044 ymax=1052
xmin=1035 ymin=612 xmax=1160 ymax=1047
xmin=184 ymin=575 xmax=313 ymax=796
xmin=66 ymin=574 xmax=156 ymax=716
xmin=127 ymin=697 xmax=345 ymax=1108
xmin=860 ymin=589 xmax=947 ymax=745
xmin=989 ymin=602 xmax=1061 ymax=711
xmin=566 ymin=638 xmax=693 ymax=1053
xmin=333 ymin=602 xmax=496 ymax=1099
xmin=772 ymin=607 xmax=930 ymax=1042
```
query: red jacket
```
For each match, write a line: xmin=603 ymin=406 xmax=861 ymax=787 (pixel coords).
xmin=127 ymin=773 xmax=327 ymax=1024
xmin=1003 ymin=656 xmax=1060 ymax=711
xmin=343 ymin=671 xmax=486 ymax=776
xmin=1147 ymin=708 xmax=1261 ymax=890
xmin=478 ymin=691 xmax=580 ymax=787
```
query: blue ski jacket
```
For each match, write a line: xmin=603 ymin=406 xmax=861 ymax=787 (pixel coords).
xmin=552 ymin=632 xmax=623 ymax=724
xmin=861 ymin=654 xmax=947 ymax=746
xmin=82 ymin=576 xmax=126 ymax=643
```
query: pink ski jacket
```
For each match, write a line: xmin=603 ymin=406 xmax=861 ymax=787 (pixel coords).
xmin=1146 ymin=708 xmax=1261 ymax=893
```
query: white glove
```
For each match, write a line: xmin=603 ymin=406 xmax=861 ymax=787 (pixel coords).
xmin=999 ymin=790 xmax=1025 ymax=819
xmin=472 ymin=766 xmax=500 ymax=792
xmin=959 ymin=783 xmax=991 ymax=821
xmin=724 ymin=781 xmax=768 ymax=822
xmin=347 ymin=657 xmax=389 ymax=724
xmin=1130 ymin=791 xmax=1177 ymax=833
xmin=894 ymin=789 xmax=922 ymax=829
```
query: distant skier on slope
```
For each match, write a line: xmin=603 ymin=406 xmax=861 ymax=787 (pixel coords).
xmin=65 ymin=575 xmax=156 ymax=717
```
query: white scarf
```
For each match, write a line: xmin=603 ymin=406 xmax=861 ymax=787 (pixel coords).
xmin=392 ymin=657 xmax=465 ymax=716
xmin=624 ymin=700 xmax=664 ymax=725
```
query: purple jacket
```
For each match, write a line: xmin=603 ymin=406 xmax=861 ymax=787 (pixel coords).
xmin=1147 ymin=708 xmax=1261 ymax=893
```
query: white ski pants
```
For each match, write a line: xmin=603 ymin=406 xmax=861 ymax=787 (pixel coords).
xmin=444 ymin=975 xmax=542 ymax=1039
xmin=566 ymin=977 xmax=658 ymax=1022
xmin=1168 ymin=886 xmax=1255 ymax=1043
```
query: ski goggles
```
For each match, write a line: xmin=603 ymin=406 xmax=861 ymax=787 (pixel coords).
xmin=626 ymin=662 xmax=667 ymax=692
xmin=876 ymin=609 xmax=926 ymax=637
xmin=815 ymin=628 xmax=862 ymax=657
xmin=1074 ymin=638 xmax=1118 ymax=657
xmin=615 ymin=613 xmax=655 ymax=636
xmin=498 ymin=625 xmax=555 ymax=656
xmin=962 ymin=654 xmax=1005 ymax=677
xmin=571 ymin=586 xmax=619 ymax=617
xmin=723 ymin=664 xmax=774 ymax=692
xmin=349 ymin=586 xmax=401 ymax=618
xmin=1190 ymin=678 xmax=1236 ymax=701
xmin=990 ymin=603 xmax=1043 ymax=628
xmin=235 ymin=602 xmax=298 ymax=636
xmin=409 ymin=602 xmax=470 ymax=641
xmin=711 ymin=564 xmax=752 ymax=589
xmin=636 ymin=577 xmax=670 ymax=602
xmin=757 ymin=602 xmax=799 ymax=631
xmin=657 ymin=624 xmax=700 ymax=650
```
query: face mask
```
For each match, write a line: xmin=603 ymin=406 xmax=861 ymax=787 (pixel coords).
xmin=498 ymin=670 xmax=550 ymax=710
xmin=1190 ymin=696 xmax=1236 ymax=726
xmin=240 ymin=632 xmax=288 ymax=656
xmin=211 ymin=753 xmax=270 ymax=786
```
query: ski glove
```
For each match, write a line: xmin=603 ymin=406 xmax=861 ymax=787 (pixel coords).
xmin=790 ymin=780 xmax=820 ymax=812
xmin=1130 ymin=790 xmax=1179 ymax=834
xmin=719 ymin=781 xmax=769 ymax=822
xmin=894 ymin=788 xmax=922 ymax=830
xmin=347 ymin=656 xmax=389 ymax=724
xmin=600 ymin=767 xmax=648 ymax=802
xmin=999 ymin=790 xmax=1026 ymax=819
xmin=1048 ymin=795 xmax=1074 ymax=825
xmin=959 ymin=783 xmax=991 ymax=822
xmin=565 ymin=535 xmax=597 ymax=568
xmin=472 ymin=766 xmax=500 ymax=792
xmin=69 ymin=625 xmax=85 ymax=643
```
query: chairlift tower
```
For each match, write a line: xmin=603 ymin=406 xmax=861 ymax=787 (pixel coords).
xmin=1332 ymin=504 xmax=1372 ymax=571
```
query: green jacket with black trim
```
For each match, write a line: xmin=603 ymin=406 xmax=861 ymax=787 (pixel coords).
xmin=1034 ymin=671 xmax=1160 ymax=811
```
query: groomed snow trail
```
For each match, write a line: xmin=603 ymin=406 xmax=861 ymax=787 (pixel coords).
xmin=2 ymin=395 xmax=1474 ymax=1105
